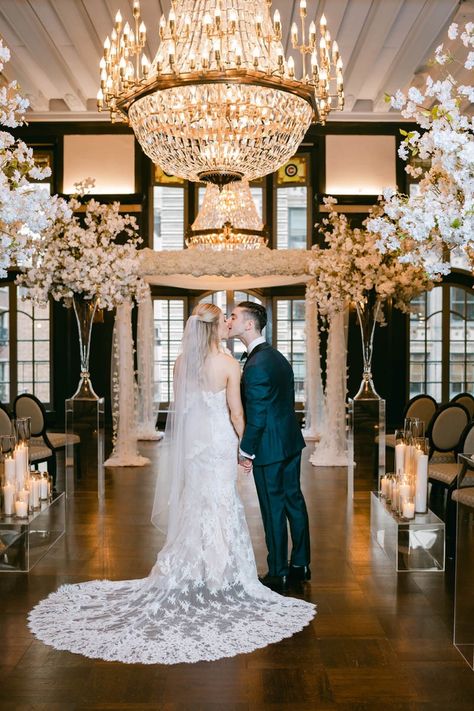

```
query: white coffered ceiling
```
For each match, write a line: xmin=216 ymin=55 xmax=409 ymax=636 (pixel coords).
xmin=0 ymin=0 xmax=472 ymax=122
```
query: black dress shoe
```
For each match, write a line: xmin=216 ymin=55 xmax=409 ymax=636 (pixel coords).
xmin=258 ymin=573 xmax=290 ymax=592
xmin=288 ymin=565 xmax=311 ymax=582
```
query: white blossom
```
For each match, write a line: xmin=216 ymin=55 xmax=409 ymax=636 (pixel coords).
xmin=0 ymin=38 xmax=58 ymax=277
xmin=307 ymin=199 xmax=435 ymax=319
xmin=18 ymin=194 xmax=149 ymax=310
xmin=367 ymin=22 xmax=474 ymax=278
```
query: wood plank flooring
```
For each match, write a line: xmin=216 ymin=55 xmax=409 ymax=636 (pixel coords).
xmin=0 ymin=442 xmax=473 ymax=710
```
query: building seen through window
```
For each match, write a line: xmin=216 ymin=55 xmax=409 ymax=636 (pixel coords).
xmin=409 ymin=283 xmax=474 ymax=402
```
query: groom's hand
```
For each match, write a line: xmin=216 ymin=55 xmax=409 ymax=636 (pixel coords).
xmin=238 ymin=455 xmax=253 ymax=473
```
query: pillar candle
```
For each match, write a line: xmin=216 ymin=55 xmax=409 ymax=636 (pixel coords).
xmin=4 ymin=457 xmax=16 ymax=485
xmin=415 ymin=453 xmax=428 ymax=513
xmin=2 ymin=483 xmax=15 ymax=515
xmin=395 ymin=443 xmax=406 ymax=476
xmin=14 ymin=499 xmax=28 ymax=518
xmin=399 ymin=482 xmax=411 ymax=501
xmin=380 ymin=476 xmax=390 ymax=498
xmin=40 ymin=476 xmax=49 ymax=500
xmin=15 ymin=446 xmax=27 ymax=490
xmin=30 ymin=478 xmax=41 ymax=508
xmin=402 ymin=500 xmax=415 ymax=519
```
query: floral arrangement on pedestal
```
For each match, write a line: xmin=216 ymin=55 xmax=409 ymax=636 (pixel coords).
xmin=366 ymin=22 xmax=474 ymax=276
xmin=0 ymin=40 xmax=59 ymax=277
xmin=18 ymin=184 xmax=148 ymax=399
xmin=309 ymin=198 xmax=435 ymax=389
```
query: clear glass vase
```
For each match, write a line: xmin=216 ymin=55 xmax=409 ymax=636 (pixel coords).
xmin=71 ymin=294 xmax=99 ymax=400
xmin=354 ymin=296 xmax=382 ymax=400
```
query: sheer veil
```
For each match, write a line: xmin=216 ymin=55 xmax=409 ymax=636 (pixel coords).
xmin=151 ymin=314 xmax=214 ymax=538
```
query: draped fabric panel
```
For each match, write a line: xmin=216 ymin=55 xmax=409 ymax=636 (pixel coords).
xmin=105 ymin=301 xmax=150 ymax=468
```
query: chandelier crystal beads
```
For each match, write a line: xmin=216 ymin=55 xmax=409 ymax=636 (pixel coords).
xmin=99 ymin=1 xmax=344 ymax=186
xmin=186 ymin=182 xmax=268 ymax=251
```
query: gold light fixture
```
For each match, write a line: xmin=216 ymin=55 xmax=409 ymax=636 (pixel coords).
xmin=186 ymin=182 xmax=268 ymax=250
xmin=98 ymin=1 xmax=344 ymax=187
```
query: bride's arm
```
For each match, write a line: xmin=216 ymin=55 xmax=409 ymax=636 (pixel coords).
xmin=226 ymin=358 xmax=245 ymax=439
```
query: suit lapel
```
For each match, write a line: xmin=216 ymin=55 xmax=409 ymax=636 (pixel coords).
xmin=243 ymin=342 xmax=270 ymax=369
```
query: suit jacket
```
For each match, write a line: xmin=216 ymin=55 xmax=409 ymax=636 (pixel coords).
xmin=240 ymin=342 xmax=306 ymax=466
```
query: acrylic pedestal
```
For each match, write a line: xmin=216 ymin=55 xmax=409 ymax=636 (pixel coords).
xmin=453 ymin=486 xmax=474 ymax=669
xmin=66 ymin=397 xmax=105 ymax=499
xmin=0 ymin=493 xmax=65 ymax=572
xmin=348 ymin=397 xmax=385 ymax=498
xmin=370 ymin=492 xmax=445 ymax=572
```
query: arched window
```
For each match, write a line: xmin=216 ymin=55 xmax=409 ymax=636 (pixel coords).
xmin=409 ymin=281 xmax=474 ymax=402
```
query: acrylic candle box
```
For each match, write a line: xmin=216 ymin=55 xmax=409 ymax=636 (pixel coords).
xmin=0 ymin=492 xmax=65 ymax=572
xmin=370 ymin=491 xmax=445 ymax=572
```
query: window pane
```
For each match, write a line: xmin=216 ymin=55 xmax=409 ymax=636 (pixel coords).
xmin=153 ymin=186 xmax=184 ymax=250
xmin=276 ymin=187 xmax=307 ymax=249
xmin=16 ymin=288 xmax=51 ymax=404
xmin=449 ymin=285 xmax=474 ymax=397
xmin=0 ymin=287 xmax=9 ymax=403
xmin=409 ymin=287 xmax=442 ymax=401
xmin=153 ymin=299 xmax=185 ymax=403
xmin=275 ymin=298 xmax=305 ymax=402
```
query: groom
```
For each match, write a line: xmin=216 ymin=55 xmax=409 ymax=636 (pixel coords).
xmin=227 ymin=301 xmax=311 ymax=592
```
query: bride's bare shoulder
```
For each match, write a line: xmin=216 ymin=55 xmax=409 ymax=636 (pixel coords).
xmin=213 ymin=351 xmax=238 ymax=370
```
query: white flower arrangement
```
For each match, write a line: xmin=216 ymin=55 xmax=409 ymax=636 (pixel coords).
xmin=18 ymin=186 xmax=148 ymax=310
xmin=366 ymin=22 xmax=474 ymax=276
xmin=308 ymin=198 xmax=435 ymax=318
xmin=0 ymin=39 xmax=58 ymax=278
xmin=139 ymin=246 xmax=311 ymax=278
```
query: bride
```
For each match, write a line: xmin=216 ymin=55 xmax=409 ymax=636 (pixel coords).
xmin=29 ymin=303 xmax=315 ymax=664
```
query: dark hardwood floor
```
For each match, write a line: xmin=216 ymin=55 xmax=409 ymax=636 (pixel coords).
xmin=0 ymin=441 xmax=473 ymax=710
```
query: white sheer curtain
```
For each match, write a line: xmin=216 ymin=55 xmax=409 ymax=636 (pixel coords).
xmin=136 ymin=288 xmax=162 ymax=440
xmin=105 ymin=301 xmax=150 ymax=468
xmin=310 ymin=309 xmax=348 ymax=466
xmin=302 ymin=293 xmax=324 ymax=441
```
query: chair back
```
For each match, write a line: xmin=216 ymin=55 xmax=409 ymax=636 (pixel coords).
xmin=13 ymin=394 xmax=45 ymax=437
xmin=450 ymin=392 xmax=474 ymax=419
xmin=428 ymin=403 xmax=470 ymax=455
xmin=457 ymin=421 xmax=474 ymax=456
xmin=0 ymin=405 xmax=13 ymax=436
xmin=404 ymin=395 xmax=437 ymax=428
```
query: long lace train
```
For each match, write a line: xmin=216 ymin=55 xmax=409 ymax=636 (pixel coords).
xmin=29 ymin=389 xmax=315 ymax=664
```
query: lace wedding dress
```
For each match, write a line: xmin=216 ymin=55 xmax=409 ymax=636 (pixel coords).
xmin=29 ymin=320 xmax=315 ymax=664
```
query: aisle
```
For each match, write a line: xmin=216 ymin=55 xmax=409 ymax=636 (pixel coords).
xmin=0 ymin=443 xmax=473 ymax=709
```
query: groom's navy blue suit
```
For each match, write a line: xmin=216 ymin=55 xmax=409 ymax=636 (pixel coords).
xmin=240 ymin=342 xmax=310 ymax=578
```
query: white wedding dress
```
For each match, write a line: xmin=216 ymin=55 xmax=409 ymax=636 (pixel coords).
xmin=29 ymin=323 xmax=315 ymax=664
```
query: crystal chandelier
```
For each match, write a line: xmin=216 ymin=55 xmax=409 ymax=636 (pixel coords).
xmin=98 ymin=1 xmax=344 ymax=187
xmin=186 ymin=181 xmax=268 ymax=251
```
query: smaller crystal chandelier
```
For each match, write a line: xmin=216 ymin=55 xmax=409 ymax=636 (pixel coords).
xmin=186 ymin=182 xmax=268 ymax=251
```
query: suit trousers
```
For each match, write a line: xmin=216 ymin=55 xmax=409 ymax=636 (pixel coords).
xmin=252 ymin=451 xmax=310 ymax=577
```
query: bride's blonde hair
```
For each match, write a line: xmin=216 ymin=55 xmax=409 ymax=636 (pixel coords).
xmin=191 ymin=302 xmax=221 ymax=357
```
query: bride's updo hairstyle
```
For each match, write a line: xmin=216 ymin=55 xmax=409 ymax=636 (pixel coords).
xmin=191 ymin=302 xmax=221 ymax=355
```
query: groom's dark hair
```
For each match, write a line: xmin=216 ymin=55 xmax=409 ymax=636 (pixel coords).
xmin=237 ymin=301 xmax=267 ymax=333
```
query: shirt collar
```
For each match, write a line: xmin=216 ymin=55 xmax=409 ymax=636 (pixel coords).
xmin=247 ymin=336 xmax=266 ymax=355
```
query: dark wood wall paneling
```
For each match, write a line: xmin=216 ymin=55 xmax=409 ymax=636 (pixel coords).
xmin=8 ymin=120 xmax=471 ymax=428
